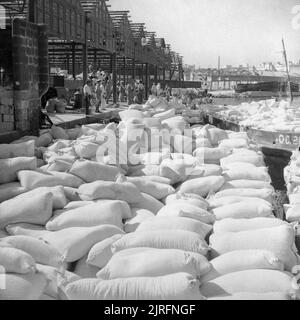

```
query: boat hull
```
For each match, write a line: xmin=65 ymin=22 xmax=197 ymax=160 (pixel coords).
xmin=235 ymin=81 xmax=299 ymax=94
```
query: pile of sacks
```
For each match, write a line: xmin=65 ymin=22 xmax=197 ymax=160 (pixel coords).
xmin=203 ymin=99 xmax=300 ymax=133
xmin=143 ymin=95 xmax=186 ymax=113
xmin=204 ymin=134 xmax=299 ymax=299
xmin=127 ymin=96 xmax=174 ymax=114
xmin=0 ymin=112 xmax=299 ymax=300
xmin=128 ymin=95 xmax=188 ymax=118
xmin=284 ymin=151 xmax=300 ymax=224
xmin=126 ymin=95 xmax=202 ymax=125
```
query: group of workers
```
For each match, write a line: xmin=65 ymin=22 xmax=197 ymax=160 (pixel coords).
xmin=82 ymin=77 xmax=167 ymax=112
xmin=40 ymin=65 xmax=212 ymax=126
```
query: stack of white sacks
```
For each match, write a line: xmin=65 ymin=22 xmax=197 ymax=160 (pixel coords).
xmin=284 ymin=151 xmax=300 ymax=224
xmin=203 ymin=131 xmax=299 ymax=300
xmin=0 ymin=107 xmax=299 ymax=300
xmin=206 ymin=99 xmax=300 ymax=133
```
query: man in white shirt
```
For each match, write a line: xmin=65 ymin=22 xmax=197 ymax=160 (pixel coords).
xmin=95 ymin=80 xmax=102 ymax=113
xmin=151 ymin=83 xmax=157 ymax=96
xmin=83 ymin=80 xmax=92 ymax=114
xmin=156 ymin=83 xmax=162 ymax=96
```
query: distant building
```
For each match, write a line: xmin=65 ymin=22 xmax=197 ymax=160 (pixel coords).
xmin=256 ymin=62 xmax=276 ymax=72
xmin=255 ymin=61 xmax=299 ymax=74
xmin=274 ymin=62 xmax=286 ymax=72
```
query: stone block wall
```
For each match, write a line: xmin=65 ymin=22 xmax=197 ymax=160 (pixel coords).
xmin=0 ymin=28 xmax=15 ymax=133
xmin=0 ymin=19 xmax=49 ymax=137
xmin=11 ymin=19 xmax=49 ymax=136
xmin=0 ymin=87 xmax=14 ymax=133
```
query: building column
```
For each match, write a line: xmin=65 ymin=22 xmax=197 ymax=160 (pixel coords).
xmin=123 ymin=57 xmax=126 ymax=83
xmin=110 ymin=54 xmax=113 ymax=74
xmin=99 ymin=54 xmax=103 ymax=72
xmin=93 ymin=49 xmax=97 ymax=70
xmin=141 ymin=63 xmax=144 ymax=81
xmin=82 ymin=42 xmax=88 ymax=115
xmin=82 ymin=41 xmax=88 ymax=85
xmin=72 ymin=43 xmax=76 ymax=79
xmin=154 ymin=65 xmax=158 ymax=84
xmin=82 ymin=12 xmax=91 ymax=87
xmin=111 ymin=52 xmax=117 ymax=104
xmin=66 ymin=53 xmax=70 ymax=74
xmin=132 ymin=58 xmax=136 ymax=79
xmin=145 ymin=63 xmax=149 ymax=99
xmin=180 ymin=63 xmax=184 ymax=88
xmin=28 ymin=0 xmax=36 ymax=23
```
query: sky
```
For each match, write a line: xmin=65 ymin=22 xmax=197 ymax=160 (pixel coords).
xmin=109 ymin=0 xmax=300 ymax=68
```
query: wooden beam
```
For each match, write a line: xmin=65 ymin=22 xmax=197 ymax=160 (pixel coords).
xmin=123 ymin=56 xmax=126 ymax=84
xmin=132 ymin=58 xmax=136 ymax=79
xmin=28 ymin=0 xmax=36 ymax=23
xmin=72 ymin=42 xmax=76 ymax=79
xmin=145 ymin=63 xmax=149 ymax=99
xmin=154 ymin=65 xmax=158 ymax=83
xmin=111 ymin=52 xmax=117 ymax=104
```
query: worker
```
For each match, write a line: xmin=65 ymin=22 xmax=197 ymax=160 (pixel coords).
xmin=126 ymin=79 xmax=135 ymax=105
xmin=137 ymin=80 xmax=145 ymax=104
xmin=39 ymin=110 xmax=53 ymax=128
xmin=106 ymin=78 xmax=112 ymax=104
xmin=119 ymin=81 xmax=126 ymax=103
xmin=100 ymin=81 xmax=107 ymax=109
xmin=73 ymin=88 xmax=82 ymax=110
xmin=151 ymin=83 xmax=157 ymax=96
xmin=41 ymin=87 xmax=58 ymax=109
xmin=83 ymin=79 xmax=93 ymax=114
xmin=156 ymin=83 xmax=162 ymax=96
xmin=95 ymin=80 xmax=102 ymax=113
xmin=165 ymin=85 xmax=171 ymax=101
